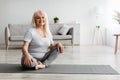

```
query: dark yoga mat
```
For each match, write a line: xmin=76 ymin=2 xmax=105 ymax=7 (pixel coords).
xmin=0 ymin=64 xmax=118 ymax=74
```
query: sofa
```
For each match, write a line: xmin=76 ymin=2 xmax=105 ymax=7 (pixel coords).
xmin=5 ymin=23 xmax=80 ymax=50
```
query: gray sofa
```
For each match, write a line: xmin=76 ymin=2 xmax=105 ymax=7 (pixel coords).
xmin=5 ymin=23 xmax=80 ymax=50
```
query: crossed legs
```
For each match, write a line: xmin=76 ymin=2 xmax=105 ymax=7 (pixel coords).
xmin=21 ymin=47 xmax=60 ymax=70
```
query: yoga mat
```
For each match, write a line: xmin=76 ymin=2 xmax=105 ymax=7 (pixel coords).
xmin=0 ymin=64 xmax=118 ymax=74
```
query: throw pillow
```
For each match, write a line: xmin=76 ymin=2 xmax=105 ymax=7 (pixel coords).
xmin=58 ymin=25 xmax=71 ymax=35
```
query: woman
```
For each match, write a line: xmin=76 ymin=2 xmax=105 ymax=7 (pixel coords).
xmin=21 ymin=10 xmax=64 ymax=70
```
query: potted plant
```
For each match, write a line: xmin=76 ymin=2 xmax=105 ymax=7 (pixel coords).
xmin=54 ymin=17 xmax=59 ymax=23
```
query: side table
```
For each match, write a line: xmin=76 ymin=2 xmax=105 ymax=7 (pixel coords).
xmin=114 ymin=34 xmax=120 ymax=54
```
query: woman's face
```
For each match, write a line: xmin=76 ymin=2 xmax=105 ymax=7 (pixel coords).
xmin=34 ymin=12 xmax=46 ymax=27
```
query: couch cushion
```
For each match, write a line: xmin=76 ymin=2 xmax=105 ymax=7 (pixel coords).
xmin=53 ymin=35 xmax=72 ymax=40
xmin=49 ymin=24 xmax=63 ymax=35
xmin=8 ymin=24 xmax=32 ymax=36
xmin=10 ymin=36 xmax=24 ymax=41
xmin=53 ymin=40 xmax=72 ymax=45
xmin=10 ymin=35 xmax=72 ymax=41
xmin=58 ymin=25 xmax=71 ymax=35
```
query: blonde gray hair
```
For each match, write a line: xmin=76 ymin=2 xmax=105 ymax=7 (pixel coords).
xmin=32 ymin=10 xmax=52 ymax=39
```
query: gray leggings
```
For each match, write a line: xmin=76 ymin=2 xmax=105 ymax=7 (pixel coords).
xmin=21 ymin=47 xmax=60 ymax=68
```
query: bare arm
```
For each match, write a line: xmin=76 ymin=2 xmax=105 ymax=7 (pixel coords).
xmin=22 ymin=41 xmax=30 ymax=56
xmin=49 ymin=43 xmax=64 ymax=53
xmin=22 ymin=41 xmax=35 ymax=66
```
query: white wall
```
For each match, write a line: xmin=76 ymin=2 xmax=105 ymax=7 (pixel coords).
xmin=105 ymin=0 xmax=120 ymax=49
xmin=0 ymin=0 xmax=119 ymax=47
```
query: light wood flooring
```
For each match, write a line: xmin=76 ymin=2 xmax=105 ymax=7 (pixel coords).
xmin=0 ymin=46 xmax=120 ymax=80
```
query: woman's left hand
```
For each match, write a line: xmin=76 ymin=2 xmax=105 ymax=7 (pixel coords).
xmin=56 ymin=43 xmax=64 ymax=53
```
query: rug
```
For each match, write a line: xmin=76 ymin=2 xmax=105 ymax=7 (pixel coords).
xmin=0 ymin=64 xmax=118 ymax=74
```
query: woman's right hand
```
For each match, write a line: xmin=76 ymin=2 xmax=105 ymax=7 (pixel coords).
xmin=24 ymin=54 xmax=34 ymax=67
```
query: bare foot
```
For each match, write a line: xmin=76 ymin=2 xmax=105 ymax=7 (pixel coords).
xmin=35 ymin=61 xmax=45 ymax=70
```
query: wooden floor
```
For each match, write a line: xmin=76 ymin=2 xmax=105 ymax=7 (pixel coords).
xmin=0 ymin=46 xmax=120 ymax=80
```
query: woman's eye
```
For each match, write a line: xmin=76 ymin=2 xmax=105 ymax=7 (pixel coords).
xmin=35 ymin=16 xmax=45 ymax=20
xmin=42 ymin=17 xmax=45 ymax=19
xmin=36 ymin=17 xmax=40 ymax=19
